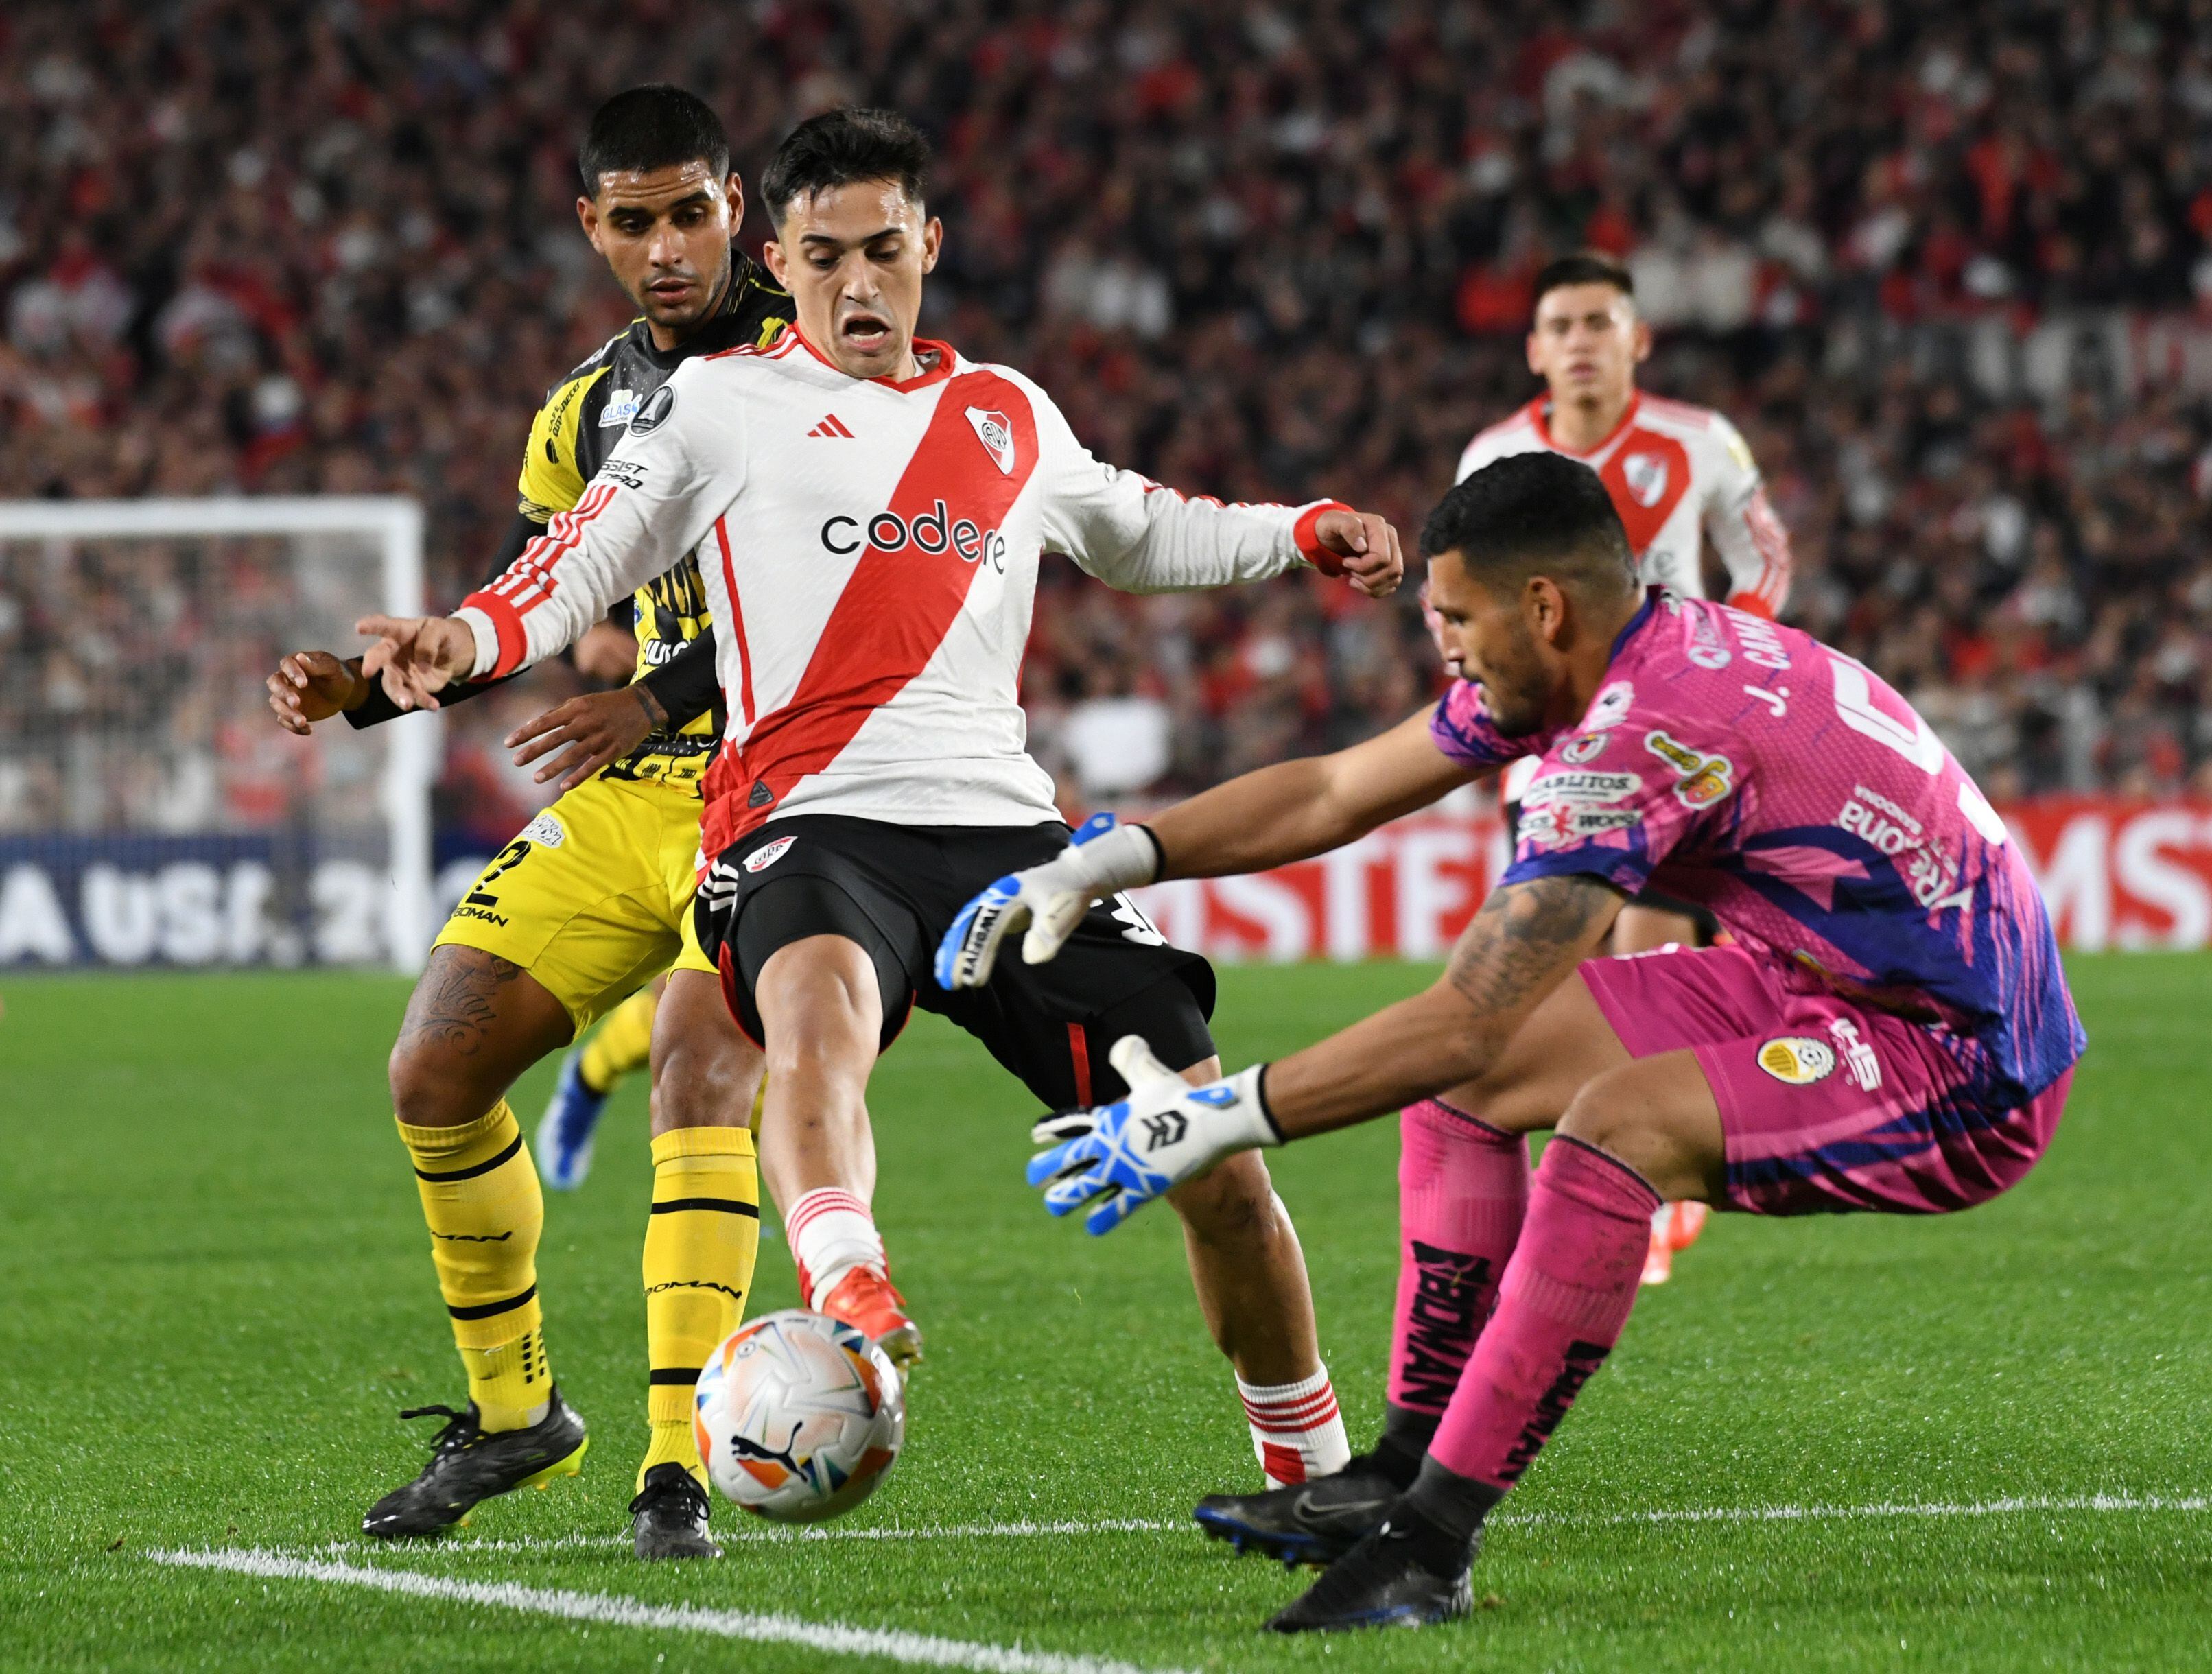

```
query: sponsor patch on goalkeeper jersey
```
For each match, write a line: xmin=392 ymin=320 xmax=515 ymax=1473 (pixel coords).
xmin=1521 ymin=770 xmax=1638 ymax=806
xmin=1757 ymin=1036 xmax=1835 ymax=1085
xmin=1586 ymin=680 xmax=1635 ymax=730
xmin=1644 ymin=730 xmax=1735 ymax=807
xmin=1522 ymin=802 xmax=1640 ymax=850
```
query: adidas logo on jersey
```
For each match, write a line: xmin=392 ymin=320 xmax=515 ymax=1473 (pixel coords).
xmin=808 ymin=414 xmax=854 ymax=438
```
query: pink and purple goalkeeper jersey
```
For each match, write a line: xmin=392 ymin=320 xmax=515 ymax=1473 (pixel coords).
xmin=1431 ymin=590 xmax=2084 ymax=1103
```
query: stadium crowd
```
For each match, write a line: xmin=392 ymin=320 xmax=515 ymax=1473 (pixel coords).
xmin=5 ymin=0 xmax=2212 ymax=836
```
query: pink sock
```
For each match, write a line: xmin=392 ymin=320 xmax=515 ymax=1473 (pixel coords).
xmin=1388 ymin=1099 xmax=1530 ymax=1417
xmin=1428 ymin=1136 xmax=1660 ymax=1489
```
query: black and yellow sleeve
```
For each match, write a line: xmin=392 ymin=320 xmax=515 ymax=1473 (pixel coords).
xmin=516 ymin=365 xmax=610 ymax=522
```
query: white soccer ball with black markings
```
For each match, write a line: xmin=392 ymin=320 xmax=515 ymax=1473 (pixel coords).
xmin=692 ymin=1308 xmax=905 ymax=1522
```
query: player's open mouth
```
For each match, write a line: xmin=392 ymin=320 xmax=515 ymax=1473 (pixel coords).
xmin=840 ymin=313 xmax=892 ymax=349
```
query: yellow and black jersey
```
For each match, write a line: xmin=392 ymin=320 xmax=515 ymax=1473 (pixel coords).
xmin=517 ymin=249 xmax=790 ymax=791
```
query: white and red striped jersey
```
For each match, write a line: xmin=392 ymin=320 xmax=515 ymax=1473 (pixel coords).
xmin=1455 ymin=393 xmax=1791 ymax=617
xmin=456 ymin=331 xmax=1344 ymax=861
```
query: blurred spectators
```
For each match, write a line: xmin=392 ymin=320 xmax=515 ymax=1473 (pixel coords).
xmin=5 ymin=0 xmax=2212 ymax=821
xmin=0 ymin=530 xmax=418 ymax=833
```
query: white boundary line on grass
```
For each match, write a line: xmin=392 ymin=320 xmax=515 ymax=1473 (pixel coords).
xmin=150 ymin=1546 xmax=1195 ymax=1674
xmin=303 ymin=1517 xmax=1175 ymax=1557
xmin=1525 ymin=1492 xmax=2212 ymax=1529
xmin=284 ymin=1493 xmax=2212 ymax=1558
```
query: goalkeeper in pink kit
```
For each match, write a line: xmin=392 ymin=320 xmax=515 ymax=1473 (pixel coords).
xmin=937 ymin=451 xmax=2085 ymax=1632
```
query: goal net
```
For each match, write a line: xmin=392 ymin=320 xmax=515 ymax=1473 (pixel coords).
xmin=0 ymin=497 xmax=435 ymax=973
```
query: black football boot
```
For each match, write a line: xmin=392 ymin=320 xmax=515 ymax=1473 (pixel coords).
xmin=1262 ymin=1516 xmax=1477 ymax=1634
xmin=630 ymin=1463 xmax=721 ymax=1560
xmin=361 ymin=1388 xmax=588 ymax=1539
xmin=1193 ymin=1452 xmax=1405 ymax=1567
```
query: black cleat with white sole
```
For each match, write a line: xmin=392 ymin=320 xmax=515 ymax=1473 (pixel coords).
xmin=361 ymin=1387 xmax=588 ymax=1540
xmin=630 ymin=1463 xmax=721 ymax=1560
xmin=1263 ymin=1518 xmax=1477 ymax=1634
xmin=1193 ymin=1455 xmax=1403 ymax=1568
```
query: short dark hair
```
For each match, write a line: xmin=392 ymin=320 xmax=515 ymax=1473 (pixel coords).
xmin=760 ymin=108 xmax=930 ymax=222
xmin=1422 ymin=454 xmax=1638 ymax=599
xmin=579 ymin=85 xmax=730 ymax=193
xmin=1532 ymin=251 xmax=1634 ymax=310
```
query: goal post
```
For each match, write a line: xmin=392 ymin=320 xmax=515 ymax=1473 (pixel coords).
xmin=0 ymin=495 xmax=437 ymax=974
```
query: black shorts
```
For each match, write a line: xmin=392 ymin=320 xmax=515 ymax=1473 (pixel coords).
xmin=693 ymin=814 xmax=1217 ymax=1110
xmin=1502 ymin=797 xmax=1720 ymax=945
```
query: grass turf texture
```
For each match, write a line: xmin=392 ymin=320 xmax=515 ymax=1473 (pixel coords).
xmin=0 ymin=957 xmax=2206 ymax=1671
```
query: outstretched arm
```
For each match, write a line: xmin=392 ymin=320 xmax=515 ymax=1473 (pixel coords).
xmin=1146 ymin=707 xmax=1474 ymax=878
xmin=333 ymin=512 xmax=550 ymax=728
xmin=1024 ymin=872 xmax=1623 ymax=1235
xmin=935 ymin=707 xmax=1474 ymax=989
xmin=358 ymin=373 xmax=731 ymax=708
xmin=1028 ymin=382 xmax=1402 ymax=598
xmin=1260 ymin=872 xmax=1623 ymax=1133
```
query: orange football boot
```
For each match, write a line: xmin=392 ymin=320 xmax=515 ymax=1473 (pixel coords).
xmin=1668 ymin=1201 xmax=1710 ymax=1250
xmin=1641 ymin=1202 xmax=1711 ymax=1286
xmin=819 ymin=1267 xmax=923 ymax=1374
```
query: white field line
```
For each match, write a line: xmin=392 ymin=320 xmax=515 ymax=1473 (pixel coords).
xmin=1511 ymin=1492 xmax=2212 ymax=1529
xmin=304 ymin=1516 xmax=1172 ymax=1558
xmin=281 ymin=1494 xmax=2211 ymax=1560
xmin=150 ymin=1546 xmax=1192 ymax=1674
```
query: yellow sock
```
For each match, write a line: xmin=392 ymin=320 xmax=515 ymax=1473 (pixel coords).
xmin=578 ymin=987 xmax=658 ymax=1096
xmin=397 ymin=1100 xmax=552 ymax=1433
xmin=640 ymin=1124 xmax=761 ymax=1490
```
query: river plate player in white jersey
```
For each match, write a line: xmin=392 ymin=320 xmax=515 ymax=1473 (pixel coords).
xmin=353 ymin=108 xmax=1412 ymax=1497
xmin=1457 ymin=250 xmax=1796 ymax=1282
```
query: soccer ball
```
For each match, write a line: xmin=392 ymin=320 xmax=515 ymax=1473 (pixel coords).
xmin=693 ymin=1309 xmax=906 ymax=1522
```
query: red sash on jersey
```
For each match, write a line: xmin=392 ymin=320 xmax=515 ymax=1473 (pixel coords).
xmin=700 ymin=370 xmax=1042 ymax=860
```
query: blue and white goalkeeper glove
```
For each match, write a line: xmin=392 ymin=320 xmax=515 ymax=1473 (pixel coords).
xmin=935 ymin=812 xmax=1160 ymax=991
xmin=1026 ymin=1037 xmax=1280 ymax=1235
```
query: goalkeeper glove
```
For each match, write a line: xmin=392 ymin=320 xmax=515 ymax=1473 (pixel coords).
xmin=934 ymin=812 xmax=1160 ymax=990
xmin=1026 ymin=1037 xmax=1280 ymax=1236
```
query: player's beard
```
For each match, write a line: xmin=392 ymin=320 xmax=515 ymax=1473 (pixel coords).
xmin=644 ymin=249 xmax=731 ymax=336
xmin=1476 ymin=619 xmax=1551 ymax=739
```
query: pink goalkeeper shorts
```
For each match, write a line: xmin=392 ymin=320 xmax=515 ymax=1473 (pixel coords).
xmin=1579 ymin=943 xmax=2071 ymax=1217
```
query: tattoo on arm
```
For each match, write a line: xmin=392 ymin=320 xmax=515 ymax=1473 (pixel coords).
xmin=396 ymin=946 xmax=528 ymax=1059
xmin=1445 ymin=874 xmax=1624 ymax=1019
xmin=633 ymin=683 xmax=668 ymax=729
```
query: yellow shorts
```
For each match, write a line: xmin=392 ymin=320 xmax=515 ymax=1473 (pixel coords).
xmin=434 ymin=773 xmax=714 ymax=1035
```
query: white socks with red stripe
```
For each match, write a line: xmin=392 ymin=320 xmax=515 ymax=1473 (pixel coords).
xmin=785 ymin=1187 xmax=885 ymax=1312
xmin=1238 ymin=1365 xmax=1350 ymax=1487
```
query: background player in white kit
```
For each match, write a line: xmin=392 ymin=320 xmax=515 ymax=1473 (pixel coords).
xmin=1456 ymin=252 xmax=1796 ymax=1281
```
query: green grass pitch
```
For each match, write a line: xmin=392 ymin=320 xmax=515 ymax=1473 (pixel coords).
xmin=1 ymin=956 xmax=2207 ymax=1671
